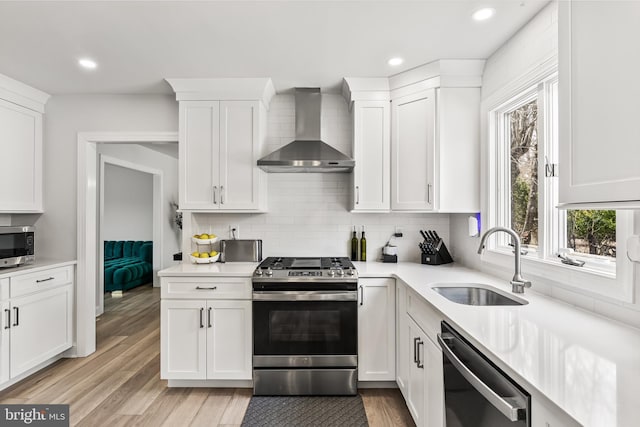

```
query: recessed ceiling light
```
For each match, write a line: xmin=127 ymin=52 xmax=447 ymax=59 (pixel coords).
xmin=472 ymin=7 xmax=496 ymax=21
xmin=388 ymin=57 xmax=404 ymax=66
xmin=78 ymin=58 xmax=97 ymax=70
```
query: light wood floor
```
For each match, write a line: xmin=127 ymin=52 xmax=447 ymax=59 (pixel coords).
xmin=0 ymin=285 xmax=415 ymax=427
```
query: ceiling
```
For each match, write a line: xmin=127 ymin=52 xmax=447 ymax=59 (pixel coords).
xmin=0 ymin=1 xmax=549 ymax=95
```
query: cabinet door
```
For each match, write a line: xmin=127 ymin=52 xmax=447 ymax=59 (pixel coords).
xmin=206 ymin=300 xmax=252 ymax=380
xmin=10 ymin=285 xmax=72 ymax=378
xmin=358 ymin=278 xmax=395 ymax=381
xmin=559 ymin=1 xmax=640 ymax=205
xmin=179 ymin=101 xmax=220 ymax=209
xmin=161 ymin=299 xmax=207 ymax=380
xmin=424 ymin=336 xmax=444 ymax=427
xmin=406 ymin=316 xmax=426 ymax=425
xmin=352 ymin=100 xmax=390 ymax=211
xmin=391 ymin=90 xmax=435 ymax=211
xmin=396 ymin=281 xmax=408 ymax=398
xmin=0 ymin=301 xmax=9 ymax=384
xmin=219 ymin=101 xmax=261 ymax=210
xmin=0 ymin=99 xmax=42 ymax=213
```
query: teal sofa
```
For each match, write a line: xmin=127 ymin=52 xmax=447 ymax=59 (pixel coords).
xmin=104 ymin=241 xmax=153 ymax=292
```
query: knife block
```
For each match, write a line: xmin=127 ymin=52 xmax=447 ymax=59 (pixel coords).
xmin=421 ymin=243 xmax=453 ymax=265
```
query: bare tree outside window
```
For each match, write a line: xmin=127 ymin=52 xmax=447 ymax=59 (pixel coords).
xmin=509 ymin=100 xmax=538 ymax=247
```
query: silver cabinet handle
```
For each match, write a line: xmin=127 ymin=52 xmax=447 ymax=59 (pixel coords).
xmin=196 ymin=286 xmax=217 ymax=290
xmin=4 ymin=309 xmax=9 ymax=330
xmin=437 ymin=333 xmax=525 ymax=422
xmin=12 ymin=307 xmax=18 ymax=327
xmin=413 ymin=337 xmax=419 ymax=363
xmin=427 ymin=183 xmax=433 ymax=204
xmin=207 ymin=307 xmax=212 ymax=328
xmin=213 ymin=186 xmax=218 ymax=204
xmin=359 ymin=285 xmax=364 ymax=306
xmin=417 ymin=340 xmax=424 ymax=368
xmin=36 ymin=277 xmax=54 ymax=283
xmin=199 ymin=308 xmax=204 ymax=328
xmin=355 ymin=186 xmax=360 ymax=205
xmin=220 ymin=186 xmax=225 ymax=204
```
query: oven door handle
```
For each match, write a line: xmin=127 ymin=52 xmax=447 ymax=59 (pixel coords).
xmin=437 ymin=333 xmax=525 ymax=422
xmin=252 ymin=291 xmax=357 ymax=301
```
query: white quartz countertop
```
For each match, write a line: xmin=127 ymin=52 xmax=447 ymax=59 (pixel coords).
xmin=354 ymin=261 xmax=640 ymax=427
xmin=158 ymin=261 xmax=258 ymax=277
xmin=0 ymin=258 xmax=76 ymax=278
xmin=159 ymin=259 xmax=640 ymax=426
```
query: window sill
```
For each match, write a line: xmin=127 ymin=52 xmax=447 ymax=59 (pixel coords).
xmin=481 ymin=248 xmax=633 ymax=303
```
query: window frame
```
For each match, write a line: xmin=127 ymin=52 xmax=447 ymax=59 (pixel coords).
xmin=484 ymin=68 xmax=635 ymax=303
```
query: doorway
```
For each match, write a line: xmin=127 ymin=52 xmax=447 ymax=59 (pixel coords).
xmin=77 ymin=132 xmax=178 ymax=357
xmin=97 ymin=155 xmax=162 ymax=316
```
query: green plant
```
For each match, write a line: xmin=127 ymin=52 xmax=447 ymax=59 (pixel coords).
xmin=567 ymin=210 xmax=616 ymax=257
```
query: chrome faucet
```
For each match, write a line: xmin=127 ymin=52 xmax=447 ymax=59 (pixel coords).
xmin=477 ymin=227 xmax=532 ymax=294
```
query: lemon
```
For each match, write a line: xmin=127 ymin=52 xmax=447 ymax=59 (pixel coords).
xmin=209 ymin=251 xmax=218 ymax=257
xmin=199 ymin=253 xmax=210 ymax=258
xmin=199 ymin=234 xmax=209 ymax=240
xmin=191 ymin=251 xmax=199 ymax=257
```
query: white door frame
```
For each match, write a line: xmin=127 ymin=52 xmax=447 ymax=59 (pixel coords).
xmin=77 ymin=132 xmax=177 ymax=357
xmin=98 ymin=154 xmax=164 ymax=316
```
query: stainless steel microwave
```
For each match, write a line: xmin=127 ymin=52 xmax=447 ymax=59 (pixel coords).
xmin=0 ymin=226 xmax=35 ymax=268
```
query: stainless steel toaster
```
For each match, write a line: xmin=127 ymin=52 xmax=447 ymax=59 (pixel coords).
xmin=219 ymin=239 xmax=263 ymax=262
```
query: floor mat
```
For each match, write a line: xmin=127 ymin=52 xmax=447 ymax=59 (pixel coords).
xmin=241 ymin=395 xmax=369 ymax=427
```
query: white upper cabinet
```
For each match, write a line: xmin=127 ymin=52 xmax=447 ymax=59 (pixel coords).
xmin=389 ymin=60 xmax=483 ymax=213
xmin=559 ymin=1 xmax=640 ymax=207
xmin=343 ymin=78 xmax=391 ymax=212
xmin=0 ymin=74 xmax=49 ymax=213
xmin=167 ymin=78 xmax=274 ymax=212
xmin=391 ymin=90 xmax=436 ymax=211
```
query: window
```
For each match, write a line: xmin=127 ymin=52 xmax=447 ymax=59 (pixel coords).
xmin=491 ymin=73 xmax=623 ymax=277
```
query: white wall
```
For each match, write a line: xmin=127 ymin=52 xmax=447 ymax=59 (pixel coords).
xmin=189 ymin=94 xmax=450 ymax=261
xmin=98 ymin=143 xmax=180 ymax=268
xmin=103 ymin=163 xmax=153 ymax=241
xmin=35 ymin=94 xmax=177 ymax=261
xmin=449 ymin=2 xmax=640 ymax=330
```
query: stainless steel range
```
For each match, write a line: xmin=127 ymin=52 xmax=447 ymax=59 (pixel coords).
xmin=252 ymin=257 xmax=358 ymax=396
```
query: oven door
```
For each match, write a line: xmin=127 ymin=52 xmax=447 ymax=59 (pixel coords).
xmin=253 ymin=290 xmax=357 ymax=368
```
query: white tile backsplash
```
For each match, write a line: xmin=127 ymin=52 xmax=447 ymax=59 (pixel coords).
xmin=189 ymin=93 xmax=449 ymax=262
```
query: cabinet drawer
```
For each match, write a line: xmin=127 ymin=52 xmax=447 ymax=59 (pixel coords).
xmin=161 ymin=277 xmax=251 ymax=300
xmin=10 ymin=266 xmax=74 ymax=298
xmin=407 ymin=289 xmax=442 ymax=344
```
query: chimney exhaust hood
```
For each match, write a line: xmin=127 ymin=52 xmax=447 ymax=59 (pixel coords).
xmin=257 ymin=88 xmax=354 ymax=173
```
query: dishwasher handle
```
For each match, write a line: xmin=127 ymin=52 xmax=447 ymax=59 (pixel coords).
xmin=437 ymin=333 xmax=526 ymax=422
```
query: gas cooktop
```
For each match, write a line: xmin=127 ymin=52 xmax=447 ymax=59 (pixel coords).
xmin=253 ymin=257 xmax=358 ymax=283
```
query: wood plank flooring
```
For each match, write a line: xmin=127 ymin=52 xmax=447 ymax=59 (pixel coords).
xmin=0 ymin=284 xmax=415 ymax=426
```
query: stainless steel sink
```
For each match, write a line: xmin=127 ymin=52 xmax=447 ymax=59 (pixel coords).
xmin=432 ymin=285 xmax=528 ymax=306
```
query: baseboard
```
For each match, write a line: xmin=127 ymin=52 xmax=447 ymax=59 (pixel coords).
xmin=357 ymin=381 xmax=398 ymax=389
xmin=167 ymin=379 xmax=253 ymax=388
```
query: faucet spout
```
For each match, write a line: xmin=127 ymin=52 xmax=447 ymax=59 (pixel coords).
xmin=476 ymin=227 xmax=532 ymax=294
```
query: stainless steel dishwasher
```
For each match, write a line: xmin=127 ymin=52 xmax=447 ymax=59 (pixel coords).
xmin=438 ymin=322 xmax=530 ymax=426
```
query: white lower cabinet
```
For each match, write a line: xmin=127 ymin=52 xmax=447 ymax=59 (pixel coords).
xmin=397 ymin=280 xmax=444 ymax=427
xmin=9 ymin=285 xmax=73 ymax=378
xmin=0 ymin=264 xmax=74 ymax=391
xmin=357 ymin=278 xmax=395 ymax=381
xmin=161 ymin=298 xmax=252 ymax=380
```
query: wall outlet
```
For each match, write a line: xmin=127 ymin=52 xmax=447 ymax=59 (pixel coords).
xmin=229 ymin=225 xmax=240 ymax=239
xmin=394 ymin=226 xmax=404 ymax=238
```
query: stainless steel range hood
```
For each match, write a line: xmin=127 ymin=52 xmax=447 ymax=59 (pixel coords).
xmin=258 ymin=88 xmax=354 ymax=173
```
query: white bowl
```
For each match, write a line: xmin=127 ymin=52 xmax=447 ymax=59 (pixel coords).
xmin=190 ymin=253 xmax=220 ymax=264
xmin=191 ymin=236 xmax=219 ymax=245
